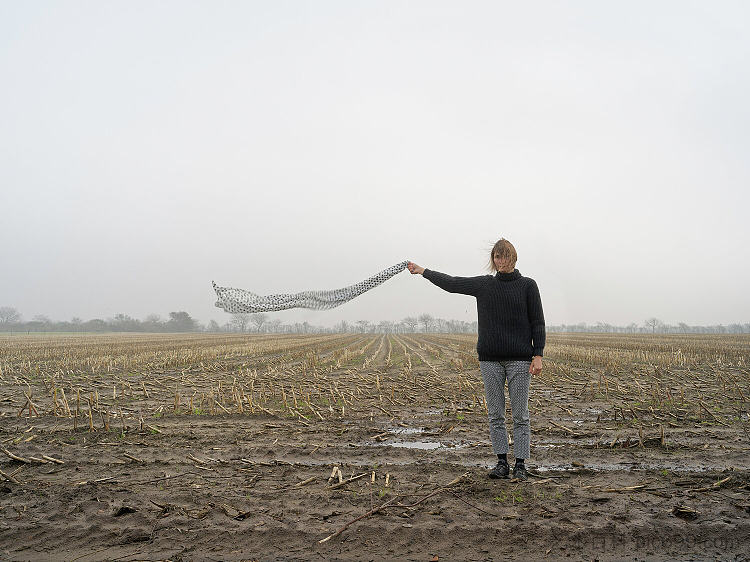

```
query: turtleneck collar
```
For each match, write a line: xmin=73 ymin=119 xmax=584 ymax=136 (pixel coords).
xmin=495 ymin=269 xmax=521 ymax=281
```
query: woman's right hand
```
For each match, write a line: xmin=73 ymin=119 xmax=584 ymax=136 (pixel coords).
xmin=407 ymin=261 xmax=425 ymax=275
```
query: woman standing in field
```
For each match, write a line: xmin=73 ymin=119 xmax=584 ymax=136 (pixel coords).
xmin=407 ymin=238 xmax=545 ymax=480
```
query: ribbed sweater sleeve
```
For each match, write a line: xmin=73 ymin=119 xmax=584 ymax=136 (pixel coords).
xmin=527 ymin=279 xmax=546 ymax=357
xmin=422 ymin=269 xmax=484 ymax=297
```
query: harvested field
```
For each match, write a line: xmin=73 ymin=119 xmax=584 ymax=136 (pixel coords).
xmin=0 ymin=332 xmax=749 ymax=561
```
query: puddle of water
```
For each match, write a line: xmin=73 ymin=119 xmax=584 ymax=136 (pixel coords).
xmin=237 ymin=457 xmax=732 ymax=473
xmin=534 ymin=462 xmax=632 ymax=472
xmin=387 ymin=427 xmax=424 ymax=435
xmin=421 ymin=409 xmax=444 ymax=417
xmin=263 ymin=457 xmax=490 ymax=468
xmin=365 ymin=439 xmax=467 ymax=450
xmin=534 ymin=438 xmax=601 ymax=447
xmin=534 ymin=461 xmax=729 ymax=473
xmin=584 ymin=408 xmax=603 ymax=415
xmin=387 ymin=441 xmax=442 ymax=450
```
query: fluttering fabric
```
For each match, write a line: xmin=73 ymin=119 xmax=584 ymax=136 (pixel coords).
xmin=213 ymin=261 xmax=408 ymax=314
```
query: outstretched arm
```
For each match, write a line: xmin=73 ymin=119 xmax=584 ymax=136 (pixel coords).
xmin=407 ymin=261 xmax=484 ymax=297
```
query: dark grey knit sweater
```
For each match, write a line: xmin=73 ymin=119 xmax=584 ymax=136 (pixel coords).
xmin=422 ymin=268 xmax=545 ymax=361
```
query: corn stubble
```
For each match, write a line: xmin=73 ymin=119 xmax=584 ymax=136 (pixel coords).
xmin=0 ymin=332 xmax=747 ymax=441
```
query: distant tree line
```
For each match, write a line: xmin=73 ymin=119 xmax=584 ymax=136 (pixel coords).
xmin=0 ymin=307 xmax=200 ymax=333
xmin=0 ymin=307 xmax=477 ymax=334
xmin=547 ymin=317 xmax=750 ymax=334
xmin=1 ymin=306 xmax=748 ymax=335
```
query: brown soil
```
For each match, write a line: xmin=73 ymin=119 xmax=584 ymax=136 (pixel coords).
xmin=0 ymin=333 xmax=748 ymax=561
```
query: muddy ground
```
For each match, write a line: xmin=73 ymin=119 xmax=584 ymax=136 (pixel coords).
xmin=0 ymin=333 xmax=748 ymax=561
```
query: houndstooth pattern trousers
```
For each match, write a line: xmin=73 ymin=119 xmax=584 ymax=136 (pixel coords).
xmin=480 ymin=360 xmax=532 ymax=459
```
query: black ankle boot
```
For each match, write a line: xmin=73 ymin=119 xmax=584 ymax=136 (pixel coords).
xmin=512 ymin=461 xmax=528 ymax=481
xmin=488 ymin=457 xmax=510 ymax=479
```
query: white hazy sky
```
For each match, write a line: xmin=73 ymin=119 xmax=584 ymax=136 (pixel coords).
xmin=2 ymin=1 xmax=749 ymax=328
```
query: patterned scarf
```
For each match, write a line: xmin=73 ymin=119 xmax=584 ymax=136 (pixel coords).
xmin=213 ymin=261 xmax=408 ymax=313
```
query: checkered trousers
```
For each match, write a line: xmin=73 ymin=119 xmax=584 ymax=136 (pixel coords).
xmin=479 ymin=360 xmax=532 ymax=459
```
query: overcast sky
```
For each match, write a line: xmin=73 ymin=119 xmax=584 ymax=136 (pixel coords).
xmin=2 ymin=1 xmax=749 ymax=328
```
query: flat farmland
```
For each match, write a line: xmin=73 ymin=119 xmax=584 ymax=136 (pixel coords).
xmin=0 ymin=332 xmax=748 ymax=561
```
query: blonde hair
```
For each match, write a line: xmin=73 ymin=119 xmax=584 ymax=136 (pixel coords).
xmin=487 ymin=238 xmax=517 ymax=272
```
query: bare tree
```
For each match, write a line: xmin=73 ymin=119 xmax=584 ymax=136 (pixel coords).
xmin=0 ymin=306 xmax=21 ymax=324
xmin=166 ymin=311 xmax=197 ymax=332
xmin=418 ymin=313 xmax=434 ymax=333
xmin=250 ymin=313 xmax=268 ymax=333
xmin=644 ymin=318 xmax=663 ymax=334
xmin=377 ymin=320 xmax=394 ymax=333
xmin=402 ymin=317 xmax=418 ymax=332
xmin=69 ymin=317 xmax=83 ymax=332
xmin=142 ymin=314 xmax=163 ymax=332
xmin=231 ymin=313 xmax=250 ymax=332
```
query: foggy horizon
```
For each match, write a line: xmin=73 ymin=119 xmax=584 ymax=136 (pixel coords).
xmin=3 ymin=1 xmax=749 ymax=330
